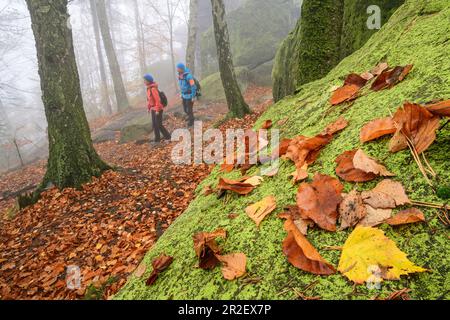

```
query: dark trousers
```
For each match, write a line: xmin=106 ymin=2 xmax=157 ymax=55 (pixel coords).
xmin=182 ymin=98 xmax=195 ymax=127
xmin=151 ymin=110 xmax=171 ymax=142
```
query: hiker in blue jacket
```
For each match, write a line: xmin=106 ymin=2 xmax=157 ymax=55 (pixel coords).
xmin=177 ymin=63 xmax=197 ymax=127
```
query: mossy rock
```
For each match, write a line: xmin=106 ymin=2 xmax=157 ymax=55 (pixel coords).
xmin=120 ymin=115 xmax=156 ymax=144
xmin=116 ymin=0 xmax=450 ymax=300
xmin=199 ymin=68 xmax=250 ymax=103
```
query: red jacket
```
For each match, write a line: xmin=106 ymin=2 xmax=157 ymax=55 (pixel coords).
xmin=146 ymin=82 xmax=163 ymax=112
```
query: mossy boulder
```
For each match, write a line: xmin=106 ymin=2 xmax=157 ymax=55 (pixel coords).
xmin=116 ymin=0 xmax=450 ymax=300
xmin=273 ymin=0 xmax=405 ymax=102
xmin=200 ymin=0 xmax=300 ymax=79
xmin=199 ymin=68 xmax=250 ymax=103
xmin=120 ymin=115 xmax=157 ymax=144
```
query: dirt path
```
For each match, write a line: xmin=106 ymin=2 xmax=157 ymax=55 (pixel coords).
xmin=0 ymin=87 xmax=272 ymax=300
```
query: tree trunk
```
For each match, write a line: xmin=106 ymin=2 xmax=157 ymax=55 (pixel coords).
xmin=133 ymin=0 xmax=146 ymax=77
xmin=186 ymin=0 xmax=199 ymax=75
xmin=167 ymin=1 xmax=179 ymax=93
xmin=25 ymin=0 xmax=110 ymax=197
xmin=95 ymin=0 xmax=129 ymax=112
xmin=210 ymin=0 xmax=250 ymax=118
xmin=89 ymin=0 xmax=112 ymax=115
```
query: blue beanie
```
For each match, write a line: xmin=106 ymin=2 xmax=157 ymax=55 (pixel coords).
xmin=176 ymin=63 xmax=186 ymax=71
xmin=143 ymin=74 xmax=154 ymax=82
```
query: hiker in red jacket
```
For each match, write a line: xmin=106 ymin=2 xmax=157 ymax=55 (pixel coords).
xmin=144 ymin=74 xmax=171 ymax=144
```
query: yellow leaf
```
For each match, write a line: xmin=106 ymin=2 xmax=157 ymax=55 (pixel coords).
xmin=244 ymin=176 xmax=264 ymax=187
xmin=245 ymin=196 xmax=277 ymax=227
xmin=338 ymin=226 xmax=427 ymax=284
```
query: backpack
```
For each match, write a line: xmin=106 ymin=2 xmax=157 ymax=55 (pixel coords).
xmin=193 ymin=77 xmax=202 ymax=98
xmin=158 ymin=90 xmax=168 ymax=107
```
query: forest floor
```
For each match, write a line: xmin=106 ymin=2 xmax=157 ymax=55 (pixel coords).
xmin=0 ymin=86 xmax=273 ymax=300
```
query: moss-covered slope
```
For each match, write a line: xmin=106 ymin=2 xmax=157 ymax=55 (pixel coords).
xmin=116 ymin=0 xmax=450 ymax=300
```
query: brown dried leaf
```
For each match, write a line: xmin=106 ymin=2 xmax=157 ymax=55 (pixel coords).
xmin=146 ymin=254 xmax=173 ymax=286
xmin=335 ymin=150 xmax=377 ymax=182
xmin=372 ymin=179 xmax=411 ymax=206
xmin=282 ymin=218 xmax=336 ymax=275
xmin=217 ymin=178 xmax=255 ymax=195
xmin=339 ymin=190 xmax=367 ymax=230
xmin=371 ymin=65 xmax=413 ymax=91
xmin=359 ymin=205 xmax=393 ymax=227
xmin=426 ymin=99 xmax=450 ymax=117
xmin=330 ymin=84 xmax=360 ymax=106
xmin=193 ymin=229 xmax=227 ymax=270
xmin=296 ymin=174 xmax=343 ymax=232
xmin=261 ymin=120 xmax=273 ymax=130
xmin=245 ymin=196 xmax=277 ymax=227
xmin=321 ymin=117 xmax=349 ymax=136
xmin=384 ymin=208 xmax=426 ymax=226
xmin=353 ymin=149 xmax=395 ymax=177
xmin=360 ymin=117 xmax=397 ymax=143
xmin=217 ymin=253 xmax=247 ymax=280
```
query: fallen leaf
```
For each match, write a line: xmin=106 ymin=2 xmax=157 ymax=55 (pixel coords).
xmin=217 ymin=178 xmax=255 ymax=195
xmin=426 ymin=99 xmax=450 ymax=117
xmin=261 ymin=120 xmax=273 ymax=130
xmin=344 ymin=73 xmax=369 ymax=88
xmin=361 ymin=190 xmax=397 ymax=209
xmin=285 ymin=135 xmax=332 ymax=170
xmin=360 ymin=117 xmax=397 ymax=143
xmin=193 ymin=229 xmax=227 ymax=270
xmin=245 ymin=196 xmax=277 ymax=227
xmin=321 ymin=117 xmax=349 ymax=136
xmin=297 ymin=174 xmax=343 ymax=232
xmin=203 ymin=185 xmax=215 ymax=196
xmin=330 ymin=84 xmax=360 ymax=105
xmin=338 ymin=226 xmax=426 ymax=284
xmin=291 ymin=164 xmax=309 ymax=183
xmin=371 ymin=62 xmax=389 ymax=76
xmin=371 ymin=65 xmax=413 ymax=91
xmin=353 ymin=149 xmax=395 ymax=177
xmin=220 ymin=163 xmax=235 ymax=173
xmin=384 ymin=208 xmax=426 ymax=226
xmin=282 ymin=218 xmax=336 ymax=275
xmin=217 ymin=253 xmax=247 ymax=280
xmin=146 ymin=254 xmax=174 ymax=286
xmin=339 ymin=190 xmax=367 ymax=230
xmin=134 ymin=262 xmax=147 ymax=278
xmin=335 ymin=150 xmax=377 ymax=182
xmin=278 ymin=205 xmax=314 ymax=236
xmin=390 ymin=102 xmax=441 ymax=154
xmin=358 ymin=205 xmax=392 ymax=227
xmin=372 ymin=179 xmax=411 ymax=206
xmin=243 ymin=176 xmax=264 ymax=187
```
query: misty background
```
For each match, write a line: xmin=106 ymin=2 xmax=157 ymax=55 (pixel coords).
xmin=0 ymin=0 xmax=301 ymax=174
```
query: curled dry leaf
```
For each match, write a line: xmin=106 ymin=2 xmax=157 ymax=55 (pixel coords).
xmin=358 ymin=205 xmax=392 ymax=227
xmin=371 ymin=65 xmax=413 ymax=91
xmin=297 ymin=174 xmax=343 ymax=232
xmin=339 ymin=190 xmax=367 ymax=230
xmin=282 ymin=218 xmax=336 ymax=275
xmin=243 ymin=176 xmax=264 ymax=187
xmin=261 ymin=120 xmax=273 ymax=130
xmin=245 ymin=196 xmax=277 ymax=227
xmin=291 ymin=164 xmax=309 ymax=184
xmin=217 ymin=253 xmax=247 ymax=280
xmin=390 ymin=102 xmax=441 ymax=154
xmin=335 ymin=150 xmax=377 ymax=182
xmin=371 ymin=62 xmax=389 ymax=76
xmin=372 ymin=179 xmax=411 ymax=206
xmin=353 ymin=149 xmax=395 ymax=177
xmin=193 ymin=229 xmax=227 ymax=270
xmin=338 ymin=226 xmax=426 ymax=284
xmin=146 ymin=254 xmax=174 ymax=286
xmin=384 ymin=208 xmax=426 ymax=226
xmin=360 ymin=117 xmax=397 ymax=143
xmin=217 ymin=177 xmax=255 ymax=195
xmin=285 ymin=135 xmax=332 ymax=170
xmin=426 ymin=99 xmax=450 ymax=117
xmin=330 ymin=74 xmax=368 ymax=106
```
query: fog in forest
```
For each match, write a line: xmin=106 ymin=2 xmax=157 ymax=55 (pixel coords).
xmin=0 ymin=0 xmax=298 ymax=174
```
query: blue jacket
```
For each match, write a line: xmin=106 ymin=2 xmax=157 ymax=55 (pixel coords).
xmin=178 ymin=67 xmax=197 ymax=100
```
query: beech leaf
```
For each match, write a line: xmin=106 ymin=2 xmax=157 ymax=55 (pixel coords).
xmin=245 ymin=196 xmax=277 ymax=227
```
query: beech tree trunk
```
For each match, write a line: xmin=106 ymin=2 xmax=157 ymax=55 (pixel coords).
xmin=95 ymin=0 xmax=129 ymax=112
xmin=89 ymin=0 xmax=112 ymax=115
xmin=186 ymin=0 xmax=199 ymax=75
xmin=210 ymin=0 xmax=250 ymax=118
xmin=25 ymin=0 xmax=110 ymax=197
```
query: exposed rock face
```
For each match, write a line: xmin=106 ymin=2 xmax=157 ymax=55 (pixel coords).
xmin=272 ymin=0 xmax=405 ymax=102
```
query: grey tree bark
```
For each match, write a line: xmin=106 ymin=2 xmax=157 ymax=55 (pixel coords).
xmin=133 ymin=0 xmax=146 ymax=77
xmin=186 ymin=0 xmax=199 ymax=75
xmin=210 ymin=0 xmax=250 ymax=118
xmin=95 ymin=0 xmax=129 ymax=112
xmin=24 ymin=0 xmax=110 ymax=206
xmin=89 ymin=0 xmax=112 ymax=115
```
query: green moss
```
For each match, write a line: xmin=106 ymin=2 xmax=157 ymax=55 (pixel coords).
xmin=116 ymin=0 xmax=450 ymax=300
xmin=199 ymin=68 xmax=249 ymax=102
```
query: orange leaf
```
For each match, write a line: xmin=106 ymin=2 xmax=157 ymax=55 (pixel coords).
xmin=193 ymin=229 xmax=226 ymax=270
xmin=330 ymin=84 xmax=360 ymax=105
xmin=371 ymin=65 xmax=413 ymax=91
xmin=261 ymin=120 xmax=273 ymax=130
xmin=217 ymin=178 xmax=255 ymax=195
xmin=296 ymin=174 xmax=343 ymax=232
xmin=321 ymin=117 xmax=349 ymax=136
xmin=335 ymin=150 xmax=377 ymax=182
xmin=352 ymin=149 xmax=395 ymax=177
xmin=282 ymin=218 xmax=336 ymax=275
xmin=245 ymin=196 xmax=277 ymax=227
xmin=217 ymin=253 xmax=247 ymax=280
xmin=360 ymin=117 xmax=397 ymax=142
xmin=146 ymin=254 xmax=173 ymax=286
xmin=384 ymin=208 xmax=426 ymax=226
xmin=426 ymin=99 xmax=450 ymax=117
